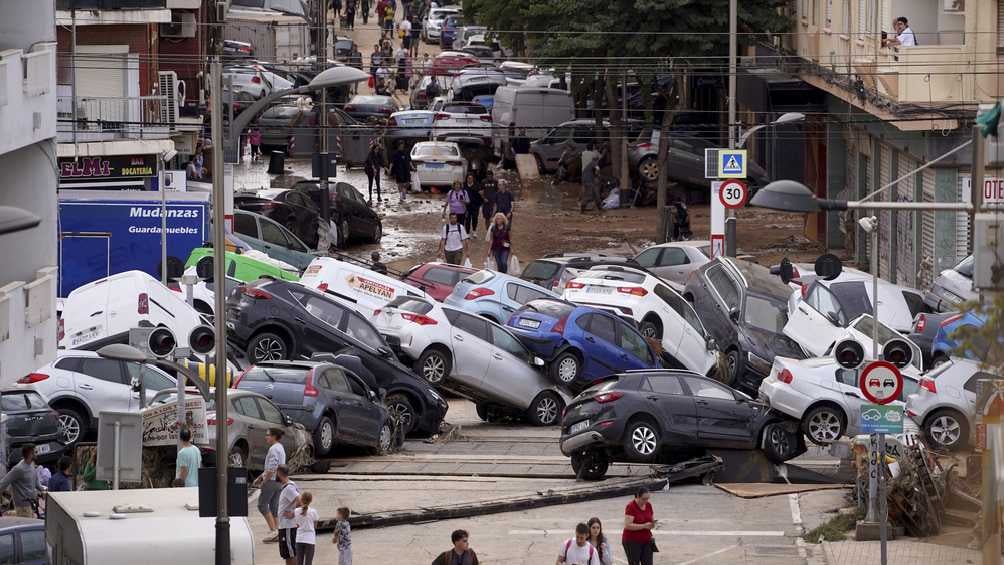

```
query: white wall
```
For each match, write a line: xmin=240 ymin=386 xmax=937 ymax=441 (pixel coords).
xmin=892 ymin=0 xmax=939 ymax=44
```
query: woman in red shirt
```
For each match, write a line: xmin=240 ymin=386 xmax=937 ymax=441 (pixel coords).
xmin=621 ymin=488 xmax=656 ymax=565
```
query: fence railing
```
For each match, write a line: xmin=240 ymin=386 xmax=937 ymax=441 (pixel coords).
xmin=57 ymin=94 xmax=172 ymax=139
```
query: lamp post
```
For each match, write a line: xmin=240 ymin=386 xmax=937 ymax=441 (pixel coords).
xmin=0 ymin=207 xmax=41 ymax=236
xmin=749 ymin=179 xmax=973 ymax=213
xmin=737 ymin=112 xmax=805 ymax=149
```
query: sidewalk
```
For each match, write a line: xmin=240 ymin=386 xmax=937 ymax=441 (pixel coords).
xmin=823 ymin=540 xmax=981 ymax=564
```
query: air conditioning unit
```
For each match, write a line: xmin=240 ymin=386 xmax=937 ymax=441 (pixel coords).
xmin=158 ymin=71 xmax=182 ymax=132
xmin=160 ymin=11 xmax=197 ymax=39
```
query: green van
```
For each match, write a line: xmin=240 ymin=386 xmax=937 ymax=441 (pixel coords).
xmin=184 ymin=247 xmax=300 ymax=283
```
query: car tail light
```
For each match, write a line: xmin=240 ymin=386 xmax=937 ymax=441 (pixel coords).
xmin=617 ymin=286 xmax=648 ymax=297
xmin=387 ymin=116 xmax=398 ymax=126
xmin=594 ymin=391 xmax=623 ymax=404
xmin=551 ymin=316 xmax=568 ymax=334
xmin=939 ymin=313 xmax=963 ymax=328
xmin=565 ymin=281 xmax=585 ymax=290
xmin=635 ymin=143 xmax=653 ymax=150
xmin=239 ymin=286 xmax=272 ymax=299
xmin=251 ymin=76 xmax=261 ymax=84
xmin=791 ymin=266 xmax=801 ymax=280
xmin=777 ymin=368 xmax=794 ymax=384
xmin=232 ymin=366 xmax=251 ymax=388
xmin=434 ymin=112 xmax=451 ymax=121
xmin=464 ymin=287 xmax=494 ymax=300
xmin=914 ymin=313 xmax=927 ymax=333
xmin=304 ymin=369 xmax=319 ymax=397
xmin=317 ymin=282 xmax=329 ymax=292
xmin=57 ymin=318 xmax=64 ymax=342
xmin=18 ymin=373 xmax=49 ymax=384
xmin=207 ymin=417 xmax=234 ymax=426
xmin=920 ymin=377 xmax=937 ymax=394
xmin=138 ymin=292 xmax=149 ymax=315
xmin=479 ymin=115 xmax=491 ymax=122
xmin=905 ymin=408 xmax=918 ymax=418
xmin=401 ymin=312 xmax=438 ymax=325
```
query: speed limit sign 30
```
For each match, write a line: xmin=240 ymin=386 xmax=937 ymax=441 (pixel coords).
xmin=718 ymin=180 xmax=749 ymax=209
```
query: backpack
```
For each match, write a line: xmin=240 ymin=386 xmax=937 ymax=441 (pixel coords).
xmin=563 ymin=539 xmax=596 ymax=564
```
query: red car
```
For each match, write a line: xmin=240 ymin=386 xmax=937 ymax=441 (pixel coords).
xmin=403 ymin=262 xmax=477 ymax=301
xmin=429 ymin=52 xmax=481 ymax=77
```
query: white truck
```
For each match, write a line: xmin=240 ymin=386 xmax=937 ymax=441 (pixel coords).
xmin=491 ymin=86 xmax=574 ymax=164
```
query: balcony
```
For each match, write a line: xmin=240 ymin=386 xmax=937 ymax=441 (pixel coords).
xmin=57 ymin=0 xmax=166 ymax=9
xmin=0 ymin=44 xmax=56 ymax=155
xmin=57 ymin=93 xmax=174 ymax=142
xmin=56 ymin=0 xmax=170 ymax=26
xmin=854 ymin=45 xmax=974 ymax=104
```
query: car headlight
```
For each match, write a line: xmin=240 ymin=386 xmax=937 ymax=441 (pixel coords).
xmin=428 ymin=388 xmax=444 ymax=403
xmin=746 ymin=351 xmax=772 ymax=375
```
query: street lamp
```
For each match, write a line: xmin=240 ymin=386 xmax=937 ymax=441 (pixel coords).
xmin=738 ymin=112 xmax=805 ymax=148
xmin=0 ymin=206 xmax=41 ymax=236
xmin=750 ymin=179 xmax=973 ymax=212
xmin=96 ymin=343 xmax=211 ymax=402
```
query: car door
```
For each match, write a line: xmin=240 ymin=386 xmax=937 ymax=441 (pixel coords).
xmin=681 ymin=376 xmax=755 ymax=448
xmin=256 ymin=396 xmax=297 ymax=457
xmin=445 ymin=310 xmax=493 ymax=385
xmin=640 ymin=374 xmax=698 ymax=445
xmin=345 ymin=371 xmax=385 ymax=445
xmin=616 ymin=322 xmax=659 ymax=371
xmin=784 ymin=283 xmax=847 ymax=356
xmin=653 ymin=247 xmax=693 ymax=283
xmin=536 ymin=125 xmax=573 ymax=168
xmin=233 ymin=395 xmax=265 ymax=468
xmin=483 ymin=323 xmax=543 ymax=409
xmin=233 ymin=211 xmax=262 ymax=244
xmin=700 ymin=264 xmax=741 ymax=342
xmin=335 ymin=182 xmax=365 ymax=236
xmin=573 ymin=313 xmax=623 ymax=377
xmin=76 ymin=357 xmax=132 ymax=415
xmin=654 ymin=284 xmax=715 ymax=374
xmin=291 ymin=291 xmax=350 ymax=354
xmin=318 ymin=367 xmax=363 ymax=443
xmin=831 ymin=367 xmax=866 ymax=432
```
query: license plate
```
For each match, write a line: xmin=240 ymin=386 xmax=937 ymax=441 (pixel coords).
xmin=70 ymin=329 xmax=101 ymax=346
xmin=35 ymin=443 xmax=51 ymax=455
xmin=569 ymin=420 xmax=590 ymax=434
xmin=588 ymin=286 xmax=613 ymax=294
xmin=424 ymin=163 xmax=446 ymax=169
xmin=517 ymin=318 xmax=541 ymax=329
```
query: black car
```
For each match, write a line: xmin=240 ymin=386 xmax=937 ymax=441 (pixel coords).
xmin=1 ymin=388 xmax=65 ymax=468
xmin=343 ymin=95 xmax=400 ymax=123
xmin=520 ymin=254 xmax=642 ymax=294
xmin=0 ymin=517 xmax=46 ymax=564
xmin=234 ymin=360 xmax=392 ymax=457
xmin=683 ymin=258 xmax=805 ymax=393
xmin=225 ymin=278 xmax=448 ymax=435
xmin=290 ymin=180 xmax=382 ymax=246
xmin=908 ymin=311 xmax=958 ymax=370
xmin=558 ymin=370 xmax=804 ymax=480
xmin=234 ymin=194 xmax=320 ymax=249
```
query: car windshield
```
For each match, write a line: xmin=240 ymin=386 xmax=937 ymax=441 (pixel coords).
xmin=744 ymin=294 xmax=788 ymax=332
xmin=523 ymin=299 xmax=574 ymax=318
xmin=1 ymin=391 xmax=48 ymax=411
xmin=443 ymin=104 xmax=487 ymax=114
xmin=240 ymin=366 xmax=306 ymax=383
xmin=415 ymin=144 xmax=459 ymax=157
xmin=828 ymin=281 xmax=872 ymax=321
xmin=387 ymin=296 xmax=434 ymax=315
xmin=521 ymin=260 xmax=560 ymax=279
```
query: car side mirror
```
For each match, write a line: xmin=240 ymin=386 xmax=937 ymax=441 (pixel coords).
xmin=196 ymin=256 xmax=214 ymax=282
xmin=532 ymin=356 xmax=545 ymax=367
xmin=367 ymin=389 xmax=377 ymax=401
xmin=728 ymin=307 xmax=740 ymax=322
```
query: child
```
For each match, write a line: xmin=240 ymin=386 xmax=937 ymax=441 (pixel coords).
xmin=332 ymin=506 xmax=352 ymax=565
xmin=294 ymin=492 xmax=318 ymax=565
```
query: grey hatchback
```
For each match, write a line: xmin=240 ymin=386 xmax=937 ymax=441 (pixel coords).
xmin=234 ymin=360 xmax=392 ymax=457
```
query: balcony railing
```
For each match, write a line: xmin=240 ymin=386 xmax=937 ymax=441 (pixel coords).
xmin=57 ymin=94 xmax=173 ymax=141
xmin=56 ymin=0 xmax=166 ymax=9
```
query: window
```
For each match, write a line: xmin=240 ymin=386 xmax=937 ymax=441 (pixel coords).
xmin=226 ymin=259 xmax=237 ymax=278
xmin=234 ymin=396 xmax=261 ymax=419
xmin=634 ymin=248 xmax=661 ymax=267
xmin=346 ymin=373 xmax=370 ymax=397
xmin=521 ymin=260 xmax=560 ymax=280
xmin=682 ymin=376 xmax=735 ymax=400
xmin=0 ymin=391 xmax=48 ymax=411
xmin=807 ymin=284 xmax=845 ymax=325
xmin=301 ymin=295 xmax=346 ymax=329
xmin=256 ymin=398 xmax=285 ymax=425
xmin=544 ymin=126 xmax=573 ymax=144
xmin=21 ymin=529 xmax=46 ymax=561
xmin=647 ymin=375 xmax=683 ymax=395
xmin=619 ymin=326 xmax=652 ymax=363
xmin=454 ymin=312 xmax=492 ymax=342
xmin=509 ymin=284 xmax=552 ymax=305
xmin=234 ymin=212 xmax=258 ymax=237
xmin=705 ymin=265 xmax=740 ymax=308
xmin=656 ymin=285 xmax=705 ymax=335
xmin=836 ymin=368 xmax=858 ymax=386
xmin=898 ymin=378 xmax=919 ymax=402
xmin=424 ymin=267 xmax=458 ymax=286
xmin=490 ymin=325 xmax=528 ymax=359
xmin=901 ymin=291 xmax=927 ymax=318
xmin=744 ymin=295 xmax=788 ymax=333
xmin=125 ymin=364 xmax=175 ymax=391
xmin=55 ymin=357 xmax=82 ymax=372
xmin=261 ymin=220 xmax=290 ymax=246
xmin=388 ymin=296 xmax=434 ymax=315
xmin=323 ymin=368 xmax=351 ymax=393
xmin=828 ymin=281 xmax=872 ymax=321
xmin=572 ymin=126 xmax=593 ymax=144
xmin=79 ymin=358 xmax=126 ymax=385
xmin=659 ymin=248 xmax=689 ymax=266
xmin=0 ymin=534 xmax=13 ymax=564
xmin=345 ymin=313 xmax=386 ymax=351
xmin=587 ymin=314 xmax=618 ymax=344
xmin=824 ymin=0 xmax=832 ymax=28
xmin=812 ymin=0 xmax=818 ymax=25
xmin=965 ymin=372 xmax=997 ymax=394
xmin=841 ymin=0 xmax=851 ymax=34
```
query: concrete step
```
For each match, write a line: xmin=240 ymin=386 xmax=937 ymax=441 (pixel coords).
xmin=943 ymin=508 xmax=979 ymax=528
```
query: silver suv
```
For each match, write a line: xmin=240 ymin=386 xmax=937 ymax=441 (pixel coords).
xmin=22 ymin=350 xmax=177 ymax=446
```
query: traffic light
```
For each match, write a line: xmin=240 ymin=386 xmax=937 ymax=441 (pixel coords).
xmin=188 ymin=325 xmax=215 ymax=355
xmin=833 ymin=339 xmax=865 ymax=369
xmin=148 ymin=327 xmax=177 ymax=358
xmin=882 ymin=338 xmax=914 ymax=369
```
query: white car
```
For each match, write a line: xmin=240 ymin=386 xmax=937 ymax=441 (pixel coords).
xmin=499 ymin=61 xmax=535 ymax=86
xmin=410 ymin=141 xmax=468 ymax=190
xmin=786 ymin=313 xmax=924 ymax=372
xmin=20 ymin=350 xmax=177 ymax=446
xmin=632 ymin=241 xmax=711 ymax=287
xmin=298 ymin=256 xmax=431 ymax=320
xmin=759 ymin=355 xmax=920 ymax=445
xmin=561 ymin=265 xmax=717 ymax=377
xmin=432 ymin=101 xmax=492 ymax=146
xmin=906 ymin=357 xmax=991 ymax=450
xmin=423 ymin=6 xmax=461 ymax=41
xmin=924 ymin=255 xmax=978 ymax=312
xmin=372 ymin=295 xmax=569 ymax=425
xmin=60 ymin=270 xmax=210 ymax=352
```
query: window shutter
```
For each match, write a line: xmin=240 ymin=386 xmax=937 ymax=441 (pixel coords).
xmin=998 ymin=0 xmax=1004 ymax=48
xmin=825 ymin=0 xmax=833 ymax=27
xmin=880 ymin=0 xmax=891 ymax=34
xmin=857 ymin=0 xmax=867 ymax=35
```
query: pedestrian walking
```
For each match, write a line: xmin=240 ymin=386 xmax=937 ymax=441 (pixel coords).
xmin=35 ymin=463 xmax=50 ymax=490
xmin=344 ymin=0 xmax=356 ymax=29
xmin=556 ymin=523 xmax=601 ymax=565
xmin=395 ymin=53 xmax=410 ymax=92
xmin=375 ymin=64 xmax=392 ymax=95
xmin=579 ymin=144 xmax=602 ymax=213
xmin=250 ymin=127 xmax=263 ymax=161
xmin=333 ymin=506 xmax=353 ymax=565
xmin=370 ymin=251 xmax=388 ymax=274
xmin=48 ymin=456 xmax=73 ymax=493
xmin=253 ymin=428 xmax=287 ymax=543
xmin=493 ymin=179 xmax=514 ymax=227
xmin=431 ymin=529 xmax=479 ymax=565
xmin=410 ymin=15 xmax=422 ymax=57
xmin=463 ymin=174 xmax=482 ymax=235
xmin=400 ymin=16 xmax=412 ymax=51
xmin=622 ymin=488 xmax=657 ymax=565
xmin=438 ymin=213 xmax=468 ymax=266
xmin=587 ymin=518 xmax=613 ymax=565
xmin=276 ymin=464 xmax=300 ymax=565
xmin=382 ymin=4 xmax=395 ymax=36
xmin=485 ymin=213 xmax=511 ymax=273
xmin=175 ymin=427 xmax=202 ymax=487
xmin=0 ymin=445 xmax=42 ymax=518
xmin=390 ymin=142 xmax=411 ymax=201
xmin=479 ymin=169 xmax=498 ymax=226
xmin=361 ymin=0 xmax=370 ymax=24
xmin=293 ymin=491 xmax=318 ymax=565
xmin=364 ymin=140 xmax=386 ymax=203
xmin=443 ymin=181 xmax=470 ymax=227
xmin=369 ymin=44 xmax=382 ymax=84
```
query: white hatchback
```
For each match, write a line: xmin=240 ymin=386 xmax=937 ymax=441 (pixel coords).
xmin=561 ymin=265 xmax=717 ymax=377
xmin=410 ymin=141 xmax=468 ymax=189
xmin=905 ymin=357 xmax=989 ymax=450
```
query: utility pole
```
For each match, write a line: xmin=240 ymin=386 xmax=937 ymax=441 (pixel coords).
xmin=318 ymin=0 xmax=332 ymax=234
xmin=70 ymin=4 xmax=77 ymax=147
xmin=621 ymin=70 xmax=630 ymax=201
xmin=725 ymin=0 xmax=738 ymax=256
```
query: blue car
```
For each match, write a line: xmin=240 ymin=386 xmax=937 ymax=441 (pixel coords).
xmin=444 ymin=270 xmax=559 ymax=324
xmin=506 ymin=298 xmax=662 ymax=386
xmin=932 ymin=312 xmax=990 ymax=364
xmin=472 ymin=94 xmax=494 ymax=111
xmin=440 ymin=14 xmax=463 ymax=49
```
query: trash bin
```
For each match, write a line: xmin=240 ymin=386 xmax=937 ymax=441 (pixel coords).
xmin=267 ymin=151 xmax=285 ymax=175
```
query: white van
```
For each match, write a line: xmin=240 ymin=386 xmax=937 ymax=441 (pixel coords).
xmin=60 ymin=270 xmax=208 ymax=351
xmin=298 ymin=257 xmax=432 ymax=319
xmin=491 ymin=86 xmax=574 ymax=160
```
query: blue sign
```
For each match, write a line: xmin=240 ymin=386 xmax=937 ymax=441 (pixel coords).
xmin=859 ymin=404 xmax=904 ymax=434
xmin=717 ymin=149 xmax=747 ymax=178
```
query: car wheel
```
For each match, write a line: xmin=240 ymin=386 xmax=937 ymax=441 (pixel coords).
xmin=802 ymin=405 xmax=846 ymax=445
xmin=417 ymin=348 xmax=451 ymax=384
xmin=624 ymin=419 xmax=660 ymax=461
xmin=384 ymin=393 xmax=416 ymax=434
xmin=228 ymin=445 xmax=247 ymax=468
xmin=475 ymin=403 xmax=491 ymax=422
xmin=247 ymin=332 xmax=288 ymax=362
xmin=527 ymin=391 xmax=562 ymax=426
xmin=762 ymin=422 xmax=798 ymax=463
xmin=309 ymin=460 xmax=331 ymax=474
xmin=723 ymin=349 xmax=741 ymax=387
xmin=57 ymin=408 xmax=86 ymax=447
xmin=534 ymin=154 xmax=546 ymax=175
xmin=924 ymin=409 xmax=969 ymax=450
xmin=369 ymin=221 xmax=383 ymax=243
xmin=571 ymin=450 xmax=610 ymax=481
xmin=639 ymin=317 xmax=662 ymax=340
xmin=313 ymin=416 xmax=336 ymax=457
xmin=637 ymin=156 xmax=659 ymax=183
xmin=551 ymin=351 xmax=581 ymax=385
xmin=374 ymin=422 xmax=393 ymax=455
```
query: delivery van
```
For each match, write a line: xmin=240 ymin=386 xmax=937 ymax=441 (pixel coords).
xmin=298 ymin=257 xmax=431 ymax=319
xmin=491 ymin=86 xmax=574 ymax=162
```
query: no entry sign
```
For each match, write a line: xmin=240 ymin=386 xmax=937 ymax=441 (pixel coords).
xmin=859 ymin=360 xmax=903 ymax=405
xmin=718 ymin=180 xmax=749 ymax=209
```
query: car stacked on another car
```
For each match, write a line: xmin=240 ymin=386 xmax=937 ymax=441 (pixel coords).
xmin=559 ymin=370 xmax=805 ymax=480
xmin=632 ymin=241 xmax=712 ymax=288
xmin=924 ymin=255 xmax=977 ymax=312
xmin=906 ymin=357 xmax=992 ymax=451
xmin=931 ymin=311 xmax=989 ymax=366
xmin=402 ymin=262 xmax=477 ymax=302
xmin=373 ymin=296 xmax=569 ymax=426
xmin=519 ymin=253 xmax=641 ymax=293
xmin=289 ymin=180 xmax=383 ymax=246
xmin=1 ymin=387 xmax=66 ymax=468
xmin=234 ymin=191 xmax=321 ymax=249
xmin=343 ymin=95 xmax=400 ymax=123
xmin=444 ymin=269 xmax=559 ymax=323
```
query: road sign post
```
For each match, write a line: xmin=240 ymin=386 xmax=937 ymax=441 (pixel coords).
xmin=719 ymin=179 xmax=749 ymax=209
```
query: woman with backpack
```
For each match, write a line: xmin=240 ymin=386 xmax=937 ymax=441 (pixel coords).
xmin=587 ymin=517 xmax=613 ymax=565
xmin=442 ymin=180 xmax=470 ymax=229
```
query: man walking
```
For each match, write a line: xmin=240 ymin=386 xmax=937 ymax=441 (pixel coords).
xmin=369 ymin=44 xmax=382 ymax=85
xmin=479 ymin=169 xmax=498 ymax=227
xmin=0 ymin=444 xmax=42 ymax=517
xmin=390 ymin=142 xmax=411 ymax=201
xmin=494 ymin=179 xmax=515 ymax=227
xmin=431 ymin=529 xmax=479 ymax=565
xmin=364 ymin=140 xmax=386 ymax=203
xmin=276 ymin=464 xmax=301 ymax=565
xmin=579 ymin=144 xmax=602 ymax=213
xmin=175 ymin=427 xmax=202 ymax=487
xmin=253 ymin=428 xmax=286 ymax=543
xmin=556 ymin=523 xmax=601 ymax=565
xmin=438 ymin=213 xmax=468 ymax=266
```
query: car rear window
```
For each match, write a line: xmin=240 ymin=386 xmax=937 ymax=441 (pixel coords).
xmin=423 ymin=267 xmax=462 ymax=285
xmin=1 ymin=391 xmax=47 ymax=411
xmin=463 ymin=270 xmax=496 ymax=284
xmin=387 ymin=296 xmax=434 ymax=315
xmin=415 ymin=144 xmax=460 ymax=158
xmin=443 ymin=104 xmax=487 ymax=114
xmin=521 ymin=260 xmax=560 ymax=280
xmin=579 ymin=270 xmax=646 ymax=284
xmin=522 ymin=299 xmax=574 ymax=318
xmin=580 ymin=379 xmax=620 ymax=397
xmin=241 ymin=366 xmax=307 ymax=384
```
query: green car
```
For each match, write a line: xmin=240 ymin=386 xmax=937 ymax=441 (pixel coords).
xmin=184 ymin=247 xmax=300 ymax=283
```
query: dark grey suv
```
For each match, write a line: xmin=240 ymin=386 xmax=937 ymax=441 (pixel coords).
xmin=234 ymin=360 xmax=392 ymax=457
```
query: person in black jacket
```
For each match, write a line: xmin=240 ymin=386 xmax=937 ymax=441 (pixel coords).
xmin=390 ymin=142 xmax=411 ymax=202
xmin=364 ymin=140 xmax=386 ymax=203
xmin=462 ymin=173 xmax=483 ymax=236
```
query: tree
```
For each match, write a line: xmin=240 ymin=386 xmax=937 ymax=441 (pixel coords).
xmin=953 ymin=294 xmax=1004 ymax=374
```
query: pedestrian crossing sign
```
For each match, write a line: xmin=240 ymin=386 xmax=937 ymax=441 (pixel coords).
xmin=717 ymin=149 xmax=747 ymax=178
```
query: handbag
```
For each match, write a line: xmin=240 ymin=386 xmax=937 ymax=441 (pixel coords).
xmin=650 ymin=539 xmax=659 ymax=553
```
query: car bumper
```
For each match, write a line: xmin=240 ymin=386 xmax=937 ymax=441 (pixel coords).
xmin=8 ymin=438 xmax=65 ymax=466
xmin=414 ymin=396 xmax=449 ymax=435
xmin=559 ymin=430 xmax=605 ymax=456
xmin=414 ymin=168 xmax=464 ymax=185
xmin=758 ymin=379 xmax=812 ymax=421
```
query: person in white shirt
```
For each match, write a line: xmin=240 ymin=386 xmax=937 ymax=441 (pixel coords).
xmin=293 ymin=491 xmax=319 ymax=565
xmin=253 ymin=428 xmax=287 ymax=543
xmin=276 ymin=465 xmax=300 ymax=565
xmin=556 ymin=523 xmax=602 ymax=565
xmin=885 ymin=16 xmax=916 ymax=47
xmin=438 ymin=213 xmax=469 ymax=266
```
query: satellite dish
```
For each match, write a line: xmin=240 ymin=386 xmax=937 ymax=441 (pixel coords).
xmin=815 ymin=253 xmax=843 ymax=281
